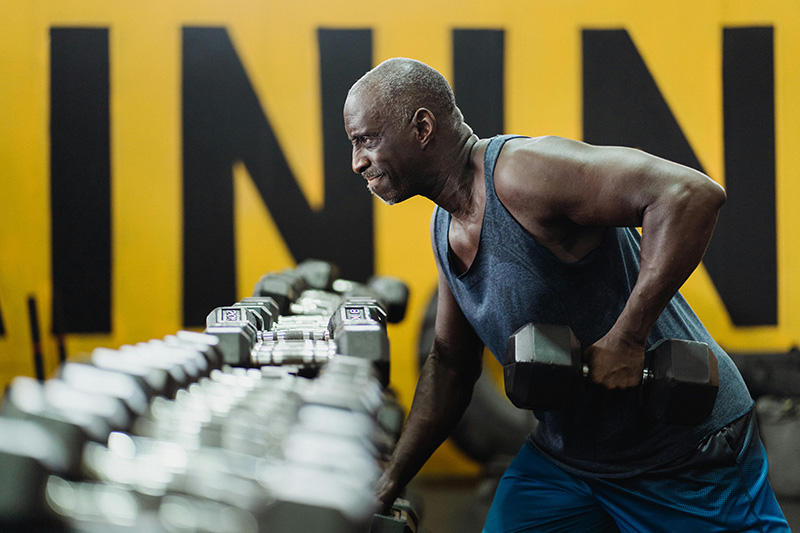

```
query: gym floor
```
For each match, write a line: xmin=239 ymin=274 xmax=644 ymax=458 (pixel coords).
xmin=408 ymin=476 xmax=800 ymax=532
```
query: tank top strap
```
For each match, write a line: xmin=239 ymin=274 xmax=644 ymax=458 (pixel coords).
xmin=483 ymin=135 xmax=527 ymax=213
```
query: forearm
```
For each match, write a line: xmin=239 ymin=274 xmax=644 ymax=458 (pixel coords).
xmin=614 ymin=176 xmax=726 ymax=343
xmin=376 ymin=345 xmax=480 ymax=508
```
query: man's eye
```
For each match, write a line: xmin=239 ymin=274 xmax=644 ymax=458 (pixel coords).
xmin=351 ymin=136 xmax=377 ymax=147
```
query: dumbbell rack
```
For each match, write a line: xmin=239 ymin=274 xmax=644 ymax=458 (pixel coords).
xmin=0 ymin=261 xmax=417 ymax=533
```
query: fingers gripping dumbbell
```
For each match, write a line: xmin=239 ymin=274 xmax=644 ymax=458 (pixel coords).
xmin=504 ymin=324 xmax=719 ymax=425
xmin=370 ymin=496 xmax=421 ymax=533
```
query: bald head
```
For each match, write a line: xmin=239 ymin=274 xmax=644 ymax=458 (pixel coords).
xmin=348 ymin=58 xmax=464 ymax=132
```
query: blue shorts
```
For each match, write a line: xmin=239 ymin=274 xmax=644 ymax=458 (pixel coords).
xmin=483 ymin=412 xmax=789 ymax=532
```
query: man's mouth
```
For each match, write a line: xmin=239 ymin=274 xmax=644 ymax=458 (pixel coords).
xmin=364 ymin=172 xmax=383 ymax=182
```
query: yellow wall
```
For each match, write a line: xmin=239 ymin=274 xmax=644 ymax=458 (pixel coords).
xmin=2 ymin=0 xmax=799 ymax=475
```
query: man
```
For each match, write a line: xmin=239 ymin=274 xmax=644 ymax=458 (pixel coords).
xmin=344 ymin=57 xmax=789 ymax=531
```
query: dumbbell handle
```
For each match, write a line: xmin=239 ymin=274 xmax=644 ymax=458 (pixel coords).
xmin=581 ymin=364 xmax=654 ymax=382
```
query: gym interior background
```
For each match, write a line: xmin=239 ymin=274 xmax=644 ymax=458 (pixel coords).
xmin=1 ymin=0 xmax=800 ymax=530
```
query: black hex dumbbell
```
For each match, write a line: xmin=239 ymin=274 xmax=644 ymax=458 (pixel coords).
xmin=332 ymin=277 xmax=410 ymax=324
xmin=253 ymin=272 xmax=305 ymax=315
xmin=296 ymin=258 xmax=340 ymax=291
xmin=504 ymin=324 xmax=719 ymax=425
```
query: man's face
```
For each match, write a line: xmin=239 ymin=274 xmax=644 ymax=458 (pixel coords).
xmin=343 ymin=89 xmax=420 ymax=205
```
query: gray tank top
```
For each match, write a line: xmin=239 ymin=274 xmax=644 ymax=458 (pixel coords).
xmin=433 ymin=135 xmax=753 ymax=476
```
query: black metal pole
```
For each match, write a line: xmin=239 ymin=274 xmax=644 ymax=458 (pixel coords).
xmin=27 ymin=296 xmax=45 ymax=381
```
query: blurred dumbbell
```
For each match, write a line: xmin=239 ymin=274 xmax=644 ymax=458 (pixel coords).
xmin=0 ymin=363 xmax=395 ymax=533
xmin=253 ymin=271 xmax=307 ymax=315
xmin=45 ymin=476 xmax=260 ymax=533
xmin=134 ymin=339 xmax=215 ymax=381
xmin=1 ymin=376 xmax=113 ymax=477
xmin=101 ymin=339 xmax=211 ymax=395
xmin=89 ymin=346 xmax=181 ymax=399
xmin=83 ymin=431 xmax=274 ymax=509
xmin=375 ymin=388 xmax=405 ymax=446
xmin=85 ymin=335 xmax=216 ymax=402
xmin=106 ymin=381 xmax=381 ymax=531
xmin=295 ymin=258 xmax=341 ymax=291
xmin=367 ymin=276 xmax=410 ymax=324
xmin=58 ymin=361 xmax=151 ymax=419
xmin=259 ymin=462 xmax=379 ymax=533
xmin=83 ymin=440 xmax=376 ymax=533
xmin=254 ymin=260 xmax=339 ymax=314
xmin=164 ymin=330 xmax=225 ymax=372
xmin=44 ymin=476 xmax=155 ymax=532
xmin=311 ymin=356 xmax=386 ymax=415
xmin=332 ymin=277 xmax=409 ymax=324
xmin=303 ymin=356 xmax=400 ymax=457
xmin=0 ymin=264 xmax=411 ymax=533
xmin=0 ymin=417 xmax=72 ymax=528
xmin=291 ymin=289 xmax=345 ymax=317
xmin=289 ymin=404 xmax=384 ymax=467
xmin=111 ymin=342 xmax=203 ymax=390
xmin=133 ymin=367 xmax=295 ymax=451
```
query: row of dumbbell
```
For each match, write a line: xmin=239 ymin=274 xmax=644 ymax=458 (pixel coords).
xmin=207 ymin=295 xmax=389 ymax=378
xmin=0 ymin=328 xmax=224 ymax=530
xmin=0 ymin=262 xmax=413 ymax=532
xmin=252 ymin=259 xmax=409 ymax=324
xmin=1 ymin=357 xmax=399 ymax=531
xmin=246 ymin=261 xmax=418 ymax=532
xmin=0 ymin=359 xmax=403 ymax=532
xmin=206 ymin=259 xmax=409 ymax=387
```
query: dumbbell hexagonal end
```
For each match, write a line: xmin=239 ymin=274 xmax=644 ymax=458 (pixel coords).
xmin=645 ymin=339 xmax=719 ymax=425
xmin=504 ymin=324 xmax=582 ymax=410
xmin=253 ymin=275 xmax=298 ymax=315
xmin=238 ymin=297 xmax=279 ymax=328
xmin=329 ymin=302 xmax=390 ymax=386
xmin=296 ymin=259 xmax=340 ymax=291
xmin=367 ymin=276 xmax=410 ymax=324
xmin=205 ymin=307 xmax=259 ymax=367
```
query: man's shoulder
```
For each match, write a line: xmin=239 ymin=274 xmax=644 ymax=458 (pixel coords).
xmin=492 ymin=136 xmax=573 ymax=205
xmin=491 ymin=135 xmax=593 ymax=242
xmin=496 ymin=135 xmax=580 ymax=164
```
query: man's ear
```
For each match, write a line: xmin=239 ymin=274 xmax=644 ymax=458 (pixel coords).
xmin=411 ymin=108 xmax=436 ymax=149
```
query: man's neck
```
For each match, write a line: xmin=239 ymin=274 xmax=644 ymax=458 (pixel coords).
xmin=427 ymin=131 xmax=481 ymax=219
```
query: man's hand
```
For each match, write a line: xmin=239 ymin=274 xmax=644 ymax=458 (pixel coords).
xmin=374 ymin=472 xmax=400 ymax=514
xmin=584 ymin=329 xmax=646 ymax=389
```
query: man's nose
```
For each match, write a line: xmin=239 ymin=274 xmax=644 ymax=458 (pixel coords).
xmin=352 ymin=147 xmax=369 ymax=175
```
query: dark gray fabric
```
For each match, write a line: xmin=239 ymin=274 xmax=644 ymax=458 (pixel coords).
xmin=432 ymin=135 xmax=753 ymax=476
